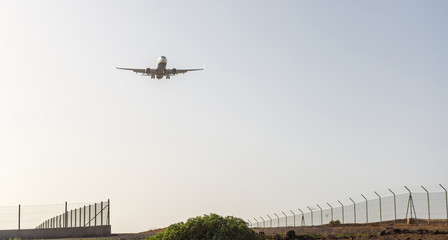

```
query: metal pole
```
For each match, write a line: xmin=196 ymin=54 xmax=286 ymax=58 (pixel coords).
xmin=83 ymin=206 xmax=86 ymax=227
xmin=361 ymin=194 xmax=368 ymax=223
xmin=374 ymin=191 xmax=382 ymax=222
xmin=388 ymin=189 xmax=397 ymax=221
xmin=405 ymin=186 xmax=417 ymax=219
xmin=254 ymin=218 xmax=259 ymax=228
xmin=260 ymin=217 xmax=265 ymax=228
xmin=65 ymin=202 xmax=68 ymax=228
xmin=316 ymin=204 xmax=323 ymax=225
xmin=307 ymin=206 xmax=314 ymax=226
xmin=349 ymin=198 xmax=356 ymax=224
xmin=107 ymin=199 xmax=110 ymax=225
xmin=298 ymin=208 xmax=305 ymax=226
xmin=267 ymin=215 xmax=273 ymax=228
xmin=290 ymin=210 xmax=296 ymax=227
xmin=247 ymin=219 xmax=252 ymax=228
xmin=70 ymin=209 xmax=73 ymax=227
xmin=440 ymin=184 xmax=448 ymax=222
xmin=95 ymin=203 xmax=97 ymax=226
xmin=74 ymin=208 xmax=77 ymax=227
xmin=282 ymin=211 xmax=288 ymax=227
xmin=101 ymin=201 xmax=104 ymax=225
xmin=327 ymin=203 xmax=333 ymax=222
xmin=422 ymin=186 xmax=430 ymax=224
xmin=274 ymin=213 xmax=280 ymax=227
xmin=89 ymin=204 xmax=91 ymax=227
xmin=18 ymin=204 xmax=21 ymax=230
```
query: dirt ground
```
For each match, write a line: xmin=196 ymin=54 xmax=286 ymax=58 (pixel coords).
xmin=254 ymin=219 xmax=448 ymax=239
xmin=103 ymin=220 xmax=448 ymax=240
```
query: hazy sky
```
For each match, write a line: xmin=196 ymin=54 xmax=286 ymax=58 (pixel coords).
xmin=1 ymin=0 xmax=447 ymax=232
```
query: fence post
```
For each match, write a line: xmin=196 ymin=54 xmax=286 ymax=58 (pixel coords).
xmin=338 ymin=200 xmax=344 ymax=224
xmin=65 ymin=202 xmax=68 ymax=228
xmin=361 ymin=194 xmax=368 ymax=223
xmin=18 ymin=204 xmax=21 ymax=230
xmin=107 ymin=199 xmax=111 ymax=225
xmin=267 ymin=215 xmax=273 ymax=228
xmin=247 ymin=219 xmax=252 ymax=228
xmin=440 ymin=184 xmax=448 ymax=222
xmin=327 ymin=203 xmax=334 ymax=222
xmin=101 ymin=201 xmax=104 ymax=225
xmin=374 ymin=191 xmax=382 ymax=222
xmin=274 ymin=213 xmax=280 ymax=227
xmin=95 ymin=203 xmax=97 ymax=226
xmin=290 ymin=210 xmax=296 ymax=227
xmin=89 ymin=204 xmax=92 ymax=226
xmin=316 ymin=204 xmax=323 ymax=225
xmin=405 ymin=186 xmax=417 ymax=219
xmin=349 ymin=198 xmax=356 ymax=224
xmin=422 ymin=186 xmax=430 ymax=224
xmin=298 ymin=208 xmax=305 ymax=226
xmin=83 ymin=206 xmax=86 ymax=227
xmin=260 ymin=217 xmax=265 ymax=228
xmin=307 ymin=206 xmax=314 ymax=226
xmin=282 ymin=211 xmax=288 ymax=227
xmin=254 ymin=218 xmax=259 ymax=228
xmin=388 ymin=189 xmax=397 ymax=221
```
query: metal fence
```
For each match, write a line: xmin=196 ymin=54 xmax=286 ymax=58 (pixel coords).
xmin=0 ymin=200 xmax=109 ymax=230
xmin=247 ymin=184 xmax=448 ymax=228
xmin=36 ymin=200 xmax=110 ymax=229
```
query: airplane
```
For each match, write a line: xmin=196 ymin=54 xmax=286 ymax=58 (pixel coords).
xmin=116 ymin=56 xmax=203 ymax=79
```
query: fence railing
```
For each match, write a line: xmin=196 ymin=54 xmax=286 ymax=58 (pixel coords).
xmin=36 ymin=200 xmax=110 ymax=229
xmin=247 ymin=184 xmax=448 ymax=228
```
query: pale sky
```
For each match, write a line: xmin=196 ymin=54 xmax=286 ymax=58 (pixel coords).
xmin=0 ymin=0 xmax=447 ymax=233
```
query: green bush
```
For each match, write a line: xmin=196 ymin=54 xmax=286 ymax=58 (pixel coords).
xmin=147 ymin=213 xmax=260 ymax=240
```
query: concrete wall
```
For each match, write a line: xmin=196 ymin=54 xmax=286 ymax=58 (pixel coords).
xmin=0 ymin=225 xmax=111 ymax=239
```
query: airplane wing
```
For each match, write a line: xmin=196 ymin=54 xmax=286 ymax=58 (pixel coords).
xmin=168 ymin=68 xmax=204 ymax=75
xmin=116 ymin=67 xmax=147 ymax=74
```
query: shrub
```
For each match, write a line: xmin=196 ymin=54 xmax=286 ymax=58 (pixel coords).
xmin=147 ymin=213 xmax=260 ymax=240
xmin=329 ymin=220 xmax=341 ymax=226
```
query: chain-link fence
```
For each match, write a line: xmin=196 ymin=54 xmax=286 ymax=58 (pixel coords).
xmin=36 ymin=200 xmax=110 ymax=229
xmin=0 ymin=200 xmax=109 ymax=230
xmin=248 ymin=184 xmax=448 ymax=228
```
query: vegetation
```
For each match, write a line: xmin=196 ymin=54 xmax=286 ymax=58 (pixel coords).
xmin=147 ymin=213 xmax=259 ymax=240
xmin=328 ymin=220 xmax=341 ymax=226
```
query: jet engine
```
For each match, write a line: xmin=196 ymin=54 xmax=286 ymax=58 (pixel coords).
xmin=172 ymin=68 xmax=177 ymax=74
xmin=145 ymin=68 xmax=151 ymax=74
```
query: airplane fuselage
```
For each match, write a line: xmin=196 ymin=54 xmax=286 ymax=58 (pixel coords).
xmin=155 ymin=56 xmax=168 ymax=79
